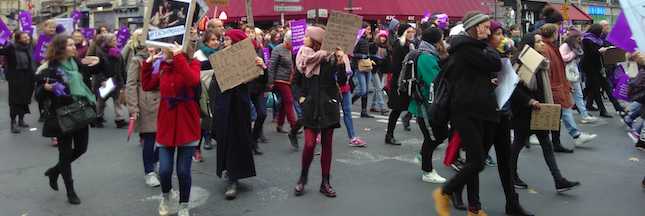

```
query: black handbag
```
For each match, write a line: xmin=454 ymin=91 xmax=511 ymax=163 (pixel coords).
xmin=56 ymin=99 xmax=97 ymax=134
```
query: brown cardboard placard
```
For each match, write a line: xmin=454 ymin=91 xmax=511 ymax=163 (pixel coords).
xmin=142 ymin=0 xmax=197 ymax=51
xmin=516 ymin=63 xmax=535 ymax=84
xmin=602 ymin=47 xmax=627 ymax=65
xmin=209 ymin=38 xmax=263 ymax=92
xmin=321 ymin=10 xmax=363 ymax=54
xmin=518 ymin=45 xmax=545 ymax=74
xmin=530 ymin=103 xmax=561 ymax=131
xmin=209 ymin=0 xmax=228 ymax=5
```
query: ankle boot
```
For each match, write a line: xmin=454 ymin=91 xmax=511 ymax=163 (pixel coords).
xmin=10 ymin=121 xmax=20 ymax=134
xmin=319 ymin=175 xmax=336 ymax=197
xmin=65 ymin=181 xmax=81 ymax=204
xmin=18 ymin=118 xmax=29 ymax=128
xmin=289 ymin=123 xmax=301 ymax=150
xmin=505 ymin=194 xmax=534 ymax=216
xmin=402 ymin=113 xmax=412 ymax=131
xmin=385 ymin=134 xmax=401 ymax=145
xmin=452 ymin=185 xmax=466 ymax=210
xmin=44 ymin=167 xmax=59 ymax=191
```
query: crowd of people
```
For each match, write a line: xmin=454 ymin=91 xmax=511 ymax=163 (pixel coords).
xmin=1 ymin=5 xmax=644 ymax=216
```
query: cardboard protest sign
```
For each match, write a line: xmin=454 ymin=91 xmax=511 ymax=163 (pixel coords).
xmin=530 ymin=104 xmax=561 ymax=131
xmin=290 ymin=19 xmax=306 ymax=54
xmin=518 ymin=45 xmax=545 ymax=74
xmin=514 ymin=63 xmax=535 ymax=84
xmin=209 ymin=38 xmax=263 ymax=92
xmin=143 ymin=0 xmax=197 ymax=51
xmin=18 ymin=11 xmax=33 ymax=36
xmin=602 ymin=47 xmax=627 ymax=65
xmin=321 ymin=11 xmax=363 ymax=54
xmin=207 ymin=0 xmax=228 ymax=5
xmin=0 ymin=18 xmax=11 ymax=45
xmin=618 ymin=0 xmax=645 ymax=52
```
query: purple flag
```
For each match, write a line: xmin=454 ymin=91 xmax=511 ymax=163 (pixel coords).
xmin=116 ymin=26 xmax=130 ymax=49
xmin=0 ymin=18 xmax=11 ymax=45
xmin=33 ymin=33 xmax=53 ymax=63
xmin=421 ymin=10 xmax=431 ymax=23
xmin=607 ymin=12 xmax=637 ymax=53
xmin=289 ymin=19 xmax=306 ymax=54
xmin=71 ymin=10 xmax=83 ymax=24
xmin=612 ymin=65 xmax=630 ymax=101
xmin=354 ymin=28 xmax=366 ymax=47
xmin=18 ymin=11 xmax=33 ymax=36
xmin=262 ymin=47 xmax=271 ymax=68
xmin=81 ymin=28 xmax=96 ymax=40
xmin=435 ymin=13 xmax=449 ymax=30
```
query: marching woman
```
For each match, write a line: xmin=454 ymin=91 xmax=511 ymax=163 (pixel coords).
xmin=88 ymin=33 xmax=128 ymax=128
xmin=124 ymin=30 xmax=161 ymax=188
xmin=293 ymin=26 xmax=347 ymax=197
xmin=0 ymin=31 xmax=36 ymax=134
xmin=38 ymin=35 xmax=100 ymax=204
xmin=141 ymin=42 xmax=201 ymax=216
xmin=385 ymin=22 xmax=416 ymax=145
xmin=209 ymin=29 xmax=262 ymax=200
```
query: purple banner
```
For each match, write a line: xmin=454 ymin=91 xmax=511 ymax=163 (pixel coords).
xmin=612 ymin=65 xmax=630 ymax=101
xmin=289 ymin=19 xmax=306 ymax=54
xmin=71 ymin=10 xmax=82 ymax=24
xmin=33 ymin=33 xmax=53 ymax=63
xmin=435 ymin=13 xmax=449 ymax=30
xmin=0 ymin=18 xmax=11 ymax=45
xmin=262 ymin=47 xmax=271 ymax=68
xmin=81 ymin=28 xmax=96 ymax=40
xmin=18 ymin=11 xmax=33 ymax=36
xmin=607 ymin=12 xmax=637 ymax=53
xmin=116 ymin=26 xmax=130 ymax=49
xmin=421 ymin=10 xmax=431 ymax=23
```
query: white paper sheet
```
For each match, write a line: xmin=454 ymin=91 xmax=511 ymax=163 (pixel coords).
xmin=99 ymin=78 xmax=115 ymax=99
xmin=495 ymin=58 xmax=520 ymax=109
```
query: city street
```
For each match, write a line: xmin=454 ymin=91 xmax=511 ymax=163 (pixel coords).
xmin=0 ymin=82 xmax=643 ymax=216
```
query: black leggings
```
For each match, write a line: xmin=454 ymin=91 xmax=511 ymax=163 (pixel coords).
xmin=417 ymin=117 xmax=441 ymax=172
xmin=386 ymin=109 xmax=402 ymax=136
xmin=512 ymin=129 xmax=563 ymax=182
xmin=250 ymin=93 xmax=267 ymax=149
xmin=51 ymin=127 xmax=89 ymax=183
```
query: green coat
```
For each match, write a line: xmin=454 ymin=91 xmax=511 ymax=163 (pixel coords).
xmin=408 ymin=53 xmax=440 ymax=117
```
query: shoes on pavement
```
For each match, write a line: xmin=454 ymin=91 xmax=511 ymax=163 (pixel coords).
xmin=289 ymin=132 xmax=299 ymax=150
xmin=360 ymin=112 xmax=374 ymax=118
xmin=11 ymin=123 xmax=20 ymax=134
xmin=44 ymin=167 xmax=59 ymax=191
xmin=506 ymin=202 xmax=534 ymax=216
xmin=422 ymin=170 xmax=446 ymax=183
xmin=553 ymin=143 xmax=574 ymax=153
xmin=636 ymin=141 xmax=645 ymax=151
xmin=145 ymin=172 xmax=160 ymax=187
xmin=158 ymin=193 xmax=170 ymax=215
xmin=319 ymin=183 xmax=337 ymax=198
xmin=432 ymin=187 xmax=452 ymax=216
xmin=385 ymin=135 xmax=402 ymax=145
xmin=555 ymin=178 xmax=581 ymax=192
xmin=204 ymin=140 xmax=214 ymax=150
xmin=192 ymin=150 xmax=204 ymax=162
xmin=115 ymin=120 xmax=128 ymax=128
xmin=513 ymin=176 xmax=528 ymax=189
xmin=51 ymin=137 xmax=58 ymax=146
xmin=451 ymin=190 xmax=466 ymax=210
xmin=225 ymin=181 xmax=239 ymax=200
xmin=599 ymin=112 xmax=613 ymax=118
xmin=178 ymin=202 xmax=190 ymax=216
xmin=349 ymin=137 xmax=367 ymax=147
xmin=467 ymin=209 xmax=488 ymax=216
xmin=628 ymin=131 xmax=640 ymax=142
xmin=580 ymin=116 xmax=598 ymax=124
xmin=484 ymin=155 xmax=496 ymax=167
xmin=574 ymin=132 xmax=597 ymax=146
xmin=276 ymin=126 xmax=288 ymax=134
xmin=64 ymin=181 xmax=81 ymax=205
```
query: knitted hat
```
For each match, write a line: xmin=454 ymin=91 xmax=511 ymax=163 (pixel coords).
xmin=422 ymin=27 xmax=443 ymax=44
xmin=462 ymin=12 xmax=490 ymax=31
xmin=489 ymin=20 xmax=503 ymax=33
xmin=225 ymin=29 xmax=247 ymax=44
xmin=305 ymin=26 xmax=325 ymax=44
xmin=397 ymin=23 xmax=412 ymax=37
xmin=377 ymin=30 xmax=388 ymax=39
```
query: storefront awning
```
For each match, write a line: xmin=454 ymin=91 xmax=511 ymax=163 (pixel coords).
xmin=549 ymin=3 xmax=593 ymax=23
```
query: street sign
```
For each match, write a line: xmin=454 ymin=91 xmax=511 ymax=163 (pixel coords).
xmin=274 ymin=5 xmax=303 ymax=12
xmin=307 ymin=9 xmax=316 ymax=18
xmin=274 ymin=0 xmax=300 ymax=2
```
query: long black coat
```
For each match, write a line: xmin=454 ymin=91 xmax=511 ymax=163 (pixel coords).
xmin=300 ymin=58 xmax=341 ymax=129
xmin=387 ymin=32 xmax=412 ymax=111
xmin=209 ymin=78 xmax=256 ymax=180
xmin=580 ymin=38 xmax=604 ymax=87
xmin=0 ymin=43 xmax=36 ymax=106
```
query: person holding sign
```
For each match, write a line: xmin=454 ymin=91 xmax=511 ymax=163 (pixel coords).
xmin=140 ymin=42 xmax=201 ymax=216
xmin=510 ymin=32 xmax=581 ymax=196
xmin=293 ymin=26 xmax=347 ymax=198
xmin=0 ymin=31 xmax=36 ymax=134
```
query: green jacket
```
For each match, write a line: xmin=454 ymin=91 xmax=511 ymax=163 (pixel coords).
xmin=408 ymin=53 xmax=440 ymax=117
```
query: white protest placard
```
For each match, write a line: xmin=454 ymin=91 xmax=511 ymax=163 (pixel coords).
xmin=495 ymin=58 xmax=520 ymax=109
xmin=619 ymin=0 xmax=645 ymax=52
xmin=321 ymin=10 xmax=363 ymax=54
xmin=143 ymin=0 xmax=197 ymax=51
xmin=209 ymin=38 xmax=264 ymax=92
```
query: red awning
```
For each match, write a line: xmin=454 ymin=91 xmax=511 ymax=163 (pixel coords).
xmin=215 ymin=0 xmax=491 ymax=22
xmin=548 ymin=3 xmax=593 ymax=21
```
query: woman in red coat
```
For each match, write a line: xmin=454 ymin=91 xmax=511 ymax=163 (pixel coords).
xmin=141 ymin=43 xmax=201 ymax=216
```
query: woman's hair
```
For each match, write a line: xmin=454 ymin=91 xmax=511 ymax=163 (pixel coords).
xmin=46 ymin=35 xmax=72 ymax=62
xmin=202 ymin=31 xmax=217 ymax=44
xmin=538 ymin=23 xmax=558 ymax=40
xmin=88 ymin=33 xmax=116 ymax=56
xmin=541 ymin=6 xmax=563 ymax=24
xmin=42 ymin=19 xmax=56 ymax=28
xmin=587 ymin=23 xmax=603 ymax=36
xmin=13 ymin=31 xmax=30 ymax=43
xmin=565 ymin=30 xmax=582 ymax=50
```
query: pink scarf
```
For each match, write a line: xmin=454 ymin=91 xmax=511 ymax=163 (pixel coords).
xmin=296 ymin=46 xmax=351 ymax=78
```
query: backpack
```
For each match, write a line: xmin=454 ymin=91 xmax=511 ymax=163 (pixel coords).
xmin=428 ymin=56 xmax=454 ymax=142
xmin=397 ymin=50 xmax=424 ymax=101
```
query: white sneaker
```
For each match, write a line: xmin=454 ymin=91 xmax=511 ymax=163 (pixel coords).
xmin=145 ymin=173 xmax=161 ymax=187
xmin=158 ymin=195 xmax=170 ymax=216
xmin=529 ymin=135 xmax=539 ymax=145
xmin=422 ymin=170 xmax=446 ymax=183
xmin=574 ymin=132 xmax=597 ymax=146
xmin=178 ymin=202 xmax=190 ymax=216
xmin=580 ymin=116 xmax=598 ymax=124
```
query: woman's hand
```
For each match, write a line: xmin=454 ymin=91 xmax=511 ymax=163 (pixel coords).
xmin=255 ymin=57 xmax=267 ymax=69
xmin=81 ymin=56 xmax=100 ymax=66
xmin=44 ymin=83 xmax=54 ymax=91
xmin=529 ymin=99 xmax=541 ymax=110
xmin=146 ymin=51 xmax=164 ymax=63
xmin=170 ymin=42 xmax=183 ymax=56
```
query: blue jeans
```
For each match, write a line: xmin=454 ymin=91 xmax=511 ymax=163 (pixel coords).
xmin=571 ymin=81 xmax=590 ymax=118
xmin=159 ymin=146 xmax=196 ymax=203
xmin=341 ymin=92 xmax=356 ymax=139
xmin=562 ymin=108 xmax=581 ymax=137
xmin=354 ymin=70 xmax=372 ymax=97
xmin=370 ymin=72 xmax=386 ymax=110
xmin=625 ymin=102 xmax=642 ymax=125
xmin=141 ymin=133 xmax=159 ymax=174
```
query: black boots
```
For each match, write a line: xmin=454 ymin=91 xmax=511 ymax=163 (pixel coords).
xmin=44 ymin=167 xmax=59 ymax=191
xmin=402 ymin=113 xmax=412 ymax=131
xmin=555 ymin=178 xmax=581 ymax=192
xmin=385 ymin=134 xmax=402 ymax=145
xmin=65 ymin=181 xmax=81 ymax=205
xmin=289 ymin=121 xmax=301 ymax=150
xmin=319 ymin=175 xmax=336 ymax=198
xmin=452 ymin=186 xmax=466 ymax=210
xmin=10 ymin=122 xmax=20 ymax=134
xmin=505 ymin=195 xmax=534 ymax=216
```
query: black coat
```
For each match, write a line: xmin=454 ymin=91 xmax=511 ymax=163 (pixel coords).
xmin=34 ymin=59 xmax=95 ymax=137
xmin=580 ymin=38 xmax=604 ymax=86
xmin=387 ymin=32 xmax=412 ymax=111
xmin=93 ymin=48 xmax=126 ymax=91
xmin=444 ymin=35 xmax=502 ymax=123
xmin=300 ymin=58 xmax=341 ymax=129
xmin=0 ymin=43 xmax=36 ymax=106
xmin=209 ymin=78 xmax=256 ymax=180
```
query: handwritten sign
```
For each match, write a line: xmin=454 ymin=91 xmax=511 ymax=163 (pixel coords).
xmin=290 ymin=19 xmax=306 ymax=54
xmin=321 ymin=10 xmax=363 ymax=54
xmin=530 ymin=103 xmax=561 ymax=131
xmin=18 ymin=11 xmax=33 ymax=36
xmin=210 ymin=38 xmax=263 ymax=92
xmin=0 ymin=18 xmax=11 ymax=45
xmin=207 ymin=0 xmax=228 ymax=5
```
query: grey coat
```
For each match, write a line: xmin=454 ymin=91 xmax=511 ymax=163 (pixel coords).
xmin=268 ymin=44 xmax=293 ymax=85
xmin=125 ymin=49 xmax=160 ymax=133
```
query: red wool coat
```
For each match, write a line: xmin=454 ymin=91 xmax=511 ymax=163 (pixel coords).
xmin=141 ymin=54 xmax=201 ymax=147
xmin=542 ymin=41 xmax=573 ymax=109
